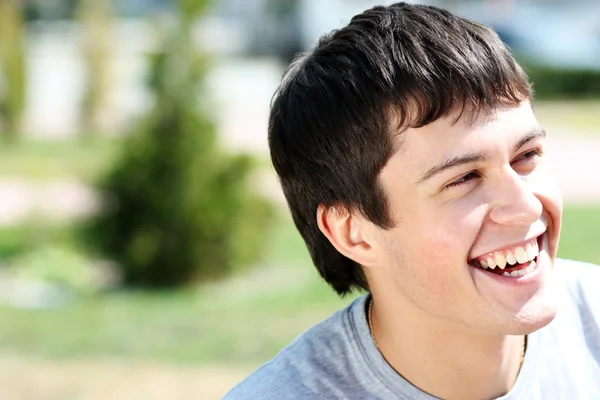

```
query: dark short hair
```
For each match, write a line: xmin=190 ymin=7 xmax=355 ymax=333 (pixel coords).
xmin=268 ymin=2 xmax=532 ymax=296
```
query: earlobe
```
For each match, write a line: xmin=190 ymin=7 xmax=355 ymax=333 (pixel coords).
xmin=316 ymin=204 xmax=377 ymax=267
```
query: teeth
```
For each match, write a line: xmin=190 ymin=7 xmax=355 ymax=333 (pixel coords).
xmin=526 ymin=243 xmax=535 ymax=261
xmin=476 ymin=239 xmax=541 ymax=271
xmin=501 ymin=262 xmax=536 ymax=278
xmin=495 ymin=254 xmax=506 ymax=270
xmin=526 ymin=241 xmax=540 ymax=261
xmin=515 ymin=247 xmax=527 ymax=264
xmin=506 ymin=251 xmax=517 ymax=265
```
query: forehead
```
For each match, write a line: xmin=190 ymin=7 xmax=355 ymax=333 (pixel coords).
xmin=390 ymin=102 xmax=540 ymax=167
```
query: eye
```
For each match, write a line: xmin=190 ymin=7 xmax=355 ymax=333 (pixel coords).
xmin=512 ymin=148 xmax=543 ymax=166
xmin=444 ymin=171 xmax=479 ymax=190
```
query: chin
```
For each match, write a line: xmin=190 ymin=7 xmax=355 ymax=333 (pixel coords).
xmin=508 ymin=295 xmax=558 ymax=335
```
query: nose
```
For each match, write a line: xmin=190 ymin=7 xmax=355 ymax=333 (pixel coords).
xmin=488 ymin=168 xmax=542 ymax=226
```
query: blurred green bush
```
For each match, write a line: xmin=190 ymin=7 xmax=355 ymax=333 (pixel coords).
xmin=0 ymin=223 xmax=34 ymax=259
xmin=84 ymin=1 xmax=275 ymax=288
xmin=0 ymin=219 xmax=103 ymax=297
xmin=11 ymin=244 xmax=98 ymax=295
xmin=525 ymin=65 xmax=600 ymax=100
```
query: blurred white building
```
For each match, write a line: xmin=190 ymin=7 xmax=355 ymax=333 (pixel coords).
xmin=24 ymin=19 xmax=153 ymax=138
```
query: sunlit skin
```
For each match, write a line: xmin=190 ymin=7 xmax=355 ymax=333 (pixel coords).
xmin=318 ymin=101 xmax=563 ymax=399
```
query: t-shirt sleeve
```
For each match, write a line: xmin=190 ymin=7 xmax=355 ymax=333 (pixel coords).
xmin=221 ymin=357 xmax=313 ymax=400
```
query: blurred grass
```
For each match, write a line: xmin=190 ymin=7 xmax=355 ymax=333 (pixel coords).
xmin=0 ymin=220 xmax=78 ymax=260
xmin=0 ymin=137 xmax=118 ymax=180
xmin=557 ymin=206 xmax=600 ymax=264
xmin=0 ymin=206 xmax=597 ymax=366
xmin=0 ymin=216 xmax=349 ymax=365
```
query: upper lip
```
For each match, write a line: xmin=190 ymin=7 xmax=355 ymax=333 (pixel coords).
xmin=468 ymin=232 xmax=545 ymax=263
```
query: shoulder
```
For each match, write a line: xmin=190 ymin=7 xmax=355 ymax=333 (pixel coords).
xmin=222 ymin=296 xmax=367 ymax=400
xmin=537 ymin=259 xmax=600 ymax=390
xmin=221 ymin=356 xmax=311 ymax=400
xmin=555 ymin=258 xmax=600 ymax=297
xmin=554 ymin=258 xmax=600 ymax=323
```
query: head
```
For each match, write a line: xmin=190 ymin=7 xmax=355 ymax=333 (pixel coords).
xmin=269 ymin=3 xmax=562 ymax=334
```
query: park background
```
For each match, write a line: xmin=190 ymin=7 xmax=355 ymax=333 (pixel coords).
xmin=0 ymin=0 xmax=598 ymax=398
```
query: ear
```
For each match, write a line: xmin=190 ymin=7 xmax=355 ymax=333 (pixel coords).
xmin=316 ymin=204 xmax=378 ymax=267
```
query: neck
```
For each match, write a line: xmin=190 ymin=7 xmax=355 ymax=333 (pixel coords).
xmin=369 ymin=294 xmax=525 ymax=400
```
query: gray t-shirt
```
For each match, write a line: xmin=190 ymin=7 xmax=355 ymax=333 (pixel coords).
xmin=223 ymin=259 xmax=600 ymax=399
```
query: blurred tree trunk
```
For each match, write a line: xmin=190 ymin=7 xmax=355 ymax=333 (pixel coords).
xmin=76 ymin=0 xmax=113 ymax=139
xmin=0 ymin=0 xmax=26 ymax=144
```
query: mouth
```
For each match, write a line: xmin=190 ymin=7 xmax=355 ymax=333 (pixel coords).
xmin=469 ymin=234 xmax=544 ymax=278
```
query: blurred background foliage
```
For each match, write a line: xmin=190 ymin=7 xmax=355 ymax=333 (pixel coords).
xmin=84 ymin=0 xmax=274 ymax=287
xmin=0 ymin=0 xmax=596 ymax=398
xmin=526 ymin=66 xmax=600 ymax=100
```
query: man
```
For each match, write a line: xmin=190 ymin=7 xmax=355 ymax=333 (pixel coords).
xmin=224 ymin=3 xmax=600 ymax=399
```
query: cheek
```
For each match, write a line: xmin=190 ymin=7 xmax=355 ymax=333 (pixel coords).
xmin=410 ymin=201 xmax=484 ymax=265
xmin=382 ymin=208 xmax=483 ymax=307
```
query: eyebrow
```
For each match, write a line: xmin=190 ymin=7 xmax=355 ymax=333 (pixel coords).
xmin=513 ymin=127 xmax=546 ymax=153
xmin=416 ymin=127 xmax=547 ymax=184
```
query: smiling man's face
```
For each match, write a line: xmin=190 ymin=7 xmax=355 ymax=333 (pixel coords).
xmin=367 ymin=101 xmax=563 ymax=334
